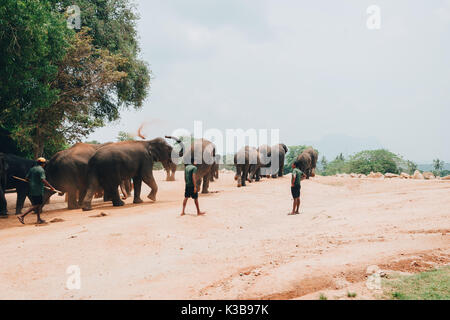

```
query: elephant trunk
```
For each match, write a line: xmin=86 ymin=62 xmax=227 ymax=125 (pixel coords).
xmin=165 ymin=136 xmax=185 ymax=157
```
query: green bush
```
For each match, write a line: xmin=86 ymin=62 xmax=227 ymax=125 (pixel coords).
xmin=347 ymin=149 xmax=401 ymax=175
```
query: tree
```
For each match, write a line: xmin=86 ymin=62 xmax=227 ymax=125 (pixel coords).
xmin=406 ymin=160 xmax=418 ymax=175
xmin=0 ymin=0 xmax=71 ymax=158
xmin=319 ymin=156 xmax=328 ymax=173
xmin=322 ymin=155 xmax=350 ymax=176
xmin=48 ymin=0 xmax=151 ymax=114
xmin=433 ymin=159 xmax=445 ymax=177
xmin=347 ymin=149 xmax=400 ymax=175
xmin=1 ymin=1 xmax=150 ymax=158
xmin=117 ymin=131 xmax=135 ymax=142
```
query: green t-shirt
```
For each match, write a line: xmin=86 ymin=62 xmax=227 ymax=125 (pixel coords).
xmin=292 ymin=168 xmax=303 ymax=187
xmin=185 ymin=165 xmax=198 ymax=187
xmin=26 ymin=165 xmax=46 ymax=196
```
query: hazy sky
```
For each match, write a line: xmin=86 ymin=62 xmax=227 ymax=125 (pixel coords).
xmin=89 ymin=0 xmax=450 ymax=163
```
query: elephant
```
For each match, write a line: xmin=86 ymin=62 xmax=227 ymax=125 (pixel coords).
xmin=82 ymin=136 xmax=184 ymax=211
xmin=256 ymin=145 xmax=272 ymax=179
xmin=256 ymin=144 xmax=288 ymax=179
xmin=271 ymin=144 xmax=289 ymax=178
xmin=183 ymin=139 xmax=217 ymax=194
xmin=45 ymin=143 xmax=112 ymax=209
xmin=234 ymin=146 xmax=261 ymax=187
xmin=0 ymin=153 xmax=7 ymax=216
xmin=303 ymin=147 xmax=318 ymax=178
xmin=295 ymin=148 xmax=318 ymax=179
xmin=0 ymin=154 xmax=35 ymax=215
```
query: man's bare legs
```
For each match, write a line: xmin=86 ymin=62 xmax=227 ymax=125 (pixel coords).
xmin=181 ymin=198 xmax=189 ymax=216
xmin=290 ymin=198 xmax=300 ymax=215
xmin=181 ymin=197 xmax=205 ymax=216
xmin=194 ymin=198 xmax=206 ymax=216
xmin=295 ymin=198 xmax=300 ymax=214
xmin=17 ymin=205 xmax=45 ymax=224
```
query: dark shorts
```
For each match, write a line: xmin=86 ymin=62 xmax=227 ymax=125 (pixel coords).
xmin=291 ymin=185 xmax=301 ymax=199
xmin=185 ymin=185 xmax=198 ymax=199
xmin=30 ymin=195 xmax=43 ymax=206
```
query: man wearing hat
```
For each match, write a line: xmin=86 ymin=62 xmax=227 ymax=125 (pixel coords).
xmin=17 ymin=157 xmax=57 ymax=225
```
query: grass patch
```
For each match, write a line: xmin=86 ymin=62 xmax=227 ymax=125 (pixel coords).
xmin=383 ymin=266 xmax=450 ymax=300
xmin=347 ymin=292 xmax=357 ymax=298
xmin=319 ymin=293 xmax=328 ymax=300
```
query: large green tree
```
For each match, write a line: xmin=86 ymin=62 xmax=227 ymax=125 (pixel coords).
xmin=49 ymin=0 xmax=151 ymax=117
xmin=1 ymin=0 xmax=150 ymax=158
xmin=347 ymin=149 xmax=401 ymax=175
xmin=0 ymin=0 xmax=71 ymax=157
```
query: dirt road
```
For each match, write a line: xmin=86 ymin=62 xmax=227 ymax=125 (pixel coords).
xmin=0 ymin=171 xmax=449 ymax=299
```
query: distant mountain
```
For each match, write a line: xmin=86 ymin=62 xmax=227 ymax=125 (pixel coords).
xmin=417 ymin=163 xmax=450 ymax=172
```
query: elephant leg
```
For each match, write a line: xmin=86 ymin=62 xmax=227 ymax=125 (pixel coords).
xmin=108 ymin=185 xmax=124 ymax=207
xmin=235 ymin=166 xmax=241 ymax=185
xmin=15 ymin=188 xmax=27 ymax=215
xmin=82 ymin=177 xmax=100 ymax=211
xmin=279 ymin=163 xmax=284 ymax=177
xmin=0 ymin=188 xmax=7 ymax=215
xmin=202 ymin=174 xmax=210 ymax=194
xmin=133 ymin=177 xmax=143 ymax=203
xmin=255 ymin=168 xmax=261 ymax=182
xmin=78 ymin=188 xmax=87 ymax=207
xmin=67 ymin=190 xmax=79 ymax=210
xmin=241 ymin=166 xmax=249 ymax=187
xmin=143 ymin=174 xmax=157 ymax=201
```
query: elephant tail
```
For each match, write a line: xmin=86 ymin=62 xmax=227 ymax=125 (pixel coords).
xmin=281 ymin=144 xmax=288 ymax=153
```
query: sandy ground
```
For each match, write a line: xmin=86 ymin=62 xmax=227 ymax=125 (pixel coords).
xmin=0 ymin=171 xmax=449 ymax=300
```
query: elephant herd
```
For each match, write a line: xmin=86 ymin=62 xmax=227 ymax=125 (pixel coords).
xmin=233 ymin=144 xmax=318 ymax=188
xmin=0 ymin=136 xmax=317 ymax=216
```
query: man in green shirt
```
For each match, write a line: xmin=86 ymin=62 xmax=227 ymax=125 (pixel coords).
xmin=18 ymin=158 xmax=57 ymax=225
xmin=290 ymin=162 xmax=306 ymax=215
xmin=181 ymin=161 xmax=205 ymax=216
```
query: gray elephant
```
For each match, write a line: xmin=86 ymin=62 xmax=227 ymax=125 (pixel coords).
xmin=257 ymin=144 xmax=288 ymax=179
xmin=183 ymin=139 xmax=217 ymax=194
xmin=82 ymin=136 xmax=183 ymax=211
xmin=0 ymin=154 xmax=35 ymax=215
xmin=303 ymin=147 xmax=318 ymax=178
xmin=234 ymin=146 xmax=261 ymax=187
xmin=45 ymin=143 xmax=111 ymax=209
xmin=0 ymin=153 xmax=7 ymax=217
xmin=271 ymin=144 xmax=288 ymax=178
xmin=295 ymin=147 xmax=318 ymax=179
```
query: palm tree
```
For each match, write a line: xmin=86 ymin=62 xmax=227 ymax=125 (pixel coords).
xmin=433 ymin=159 xmax=445 ymax=176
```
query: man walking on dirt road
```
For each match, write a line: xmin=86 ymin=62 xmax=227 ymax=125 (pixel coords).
xmin=17 ymin=158 xmax=57 ymax=225
xmin=181 ymin=160 xmax=206 ymax=216
xmin=290 ymin=162 xmax=306 ymax=215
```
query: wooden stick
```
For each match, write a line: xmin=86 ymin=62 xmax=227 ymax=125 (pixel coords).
xmin=12 ymin=176 xmax=63 ymax=194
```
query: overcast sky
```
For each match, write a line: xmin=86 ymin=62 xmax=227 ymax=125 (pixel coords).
xmin=89 ymin=0 xmax=450 ymax=163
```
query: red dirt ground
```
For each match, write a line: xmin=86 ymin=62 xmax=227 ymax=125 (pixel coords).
xmin=0 ymin=171 xmax=449 ymax=299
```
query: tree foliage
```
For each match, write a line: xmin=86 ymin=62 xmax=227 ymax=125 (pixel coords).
xmin=0 ymin=0 xmax=150 ymax=158
xmin=48 ymin=0 xmax=151 ymax=113
xmin=347 ymin=149 xmax=401 ymax=175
